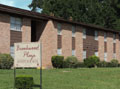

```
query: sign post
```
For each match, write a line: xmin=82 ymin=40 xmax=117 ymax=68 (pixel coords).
xmin=14 ymin=42 xmax=42 ymax=89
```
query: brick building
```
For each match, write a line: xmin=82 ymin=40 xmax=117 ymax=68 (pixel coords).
xmin=0 ymin=4 xmax=120 ymax=68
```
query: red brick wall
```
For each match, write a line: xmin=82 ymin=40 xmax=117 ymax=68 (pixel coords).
xmin=0 ymin=13 xmax=10 ymax=53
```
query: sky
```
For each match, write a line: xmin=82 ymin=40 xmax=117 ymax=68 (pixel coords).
xmin=0 ymin=0 xmax=32 ymax=10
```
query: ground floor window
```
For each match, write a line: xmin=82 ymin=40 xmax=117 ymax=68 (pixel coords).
xmin=83 ymin=50 xmax=86 ymax=60
xmin=72 ymin=50 xmax=75 ymax=56
xmin=113 ymin=53 xmax=116 ymax=59
xmin=95 ymin=51 xmax=98 ymax=57
xmin=57 ymin=48 xmax=62 ymax=55
xmin=10 ymin=46 xmax=14 ymax=58
xmin=104 ymin=53 xmax=107 ymax=61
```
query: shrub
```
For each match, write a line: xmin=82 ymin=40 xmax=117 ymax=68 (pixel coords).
xmin=15 ymin=75 xmax=34 ymax=89
xmin=97 ymin=61 xmax=108 ymax=67
xmin=0 ymin=54 xmax=14 ymax=69
xmin=64 ymin=56 xmax=78 ymax=68
xmin=75 ymin=62 xmax=86 ymax=68
xmin=51 ymin=55 xmax=64 ymax=68
xmin=110 ymin=59 xmax=119 ymax=67
xmin=84 ymin=55 xmax=100 ymax=68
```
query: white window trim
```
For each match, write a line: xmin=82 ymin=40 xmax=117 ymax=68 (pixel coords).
xmin=95 ymin=30 xmax=98 ymax=40
xmin=72 ymin=26 xmax=75 ymax=37
xmin=83 ymin=29 xmax=86 ymax=39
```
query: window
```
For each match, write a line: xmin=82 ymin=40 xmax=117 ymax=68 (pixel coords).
xmin=57 ymin=48 xmax=62 ymax=55
xmin=95 ymin=51 xmax=98 ymax=56
xmin=10 ymin=17 xmax=22 ymax=31
xmin=95 ymin=30 xmax=98 ymax=40
xmin=104 ymin=32 xmax=107 ymax=42
xmin=72 ymin=50 xmax=75 ymax=56
xmin=57 ymin=23 xmax=61 ymax=35
xmin=104 ymin=53 xmax=107 ymax=61
xmin=10 ymin=46 xmax=14 ymax=58
xmin=83 ymin=29 xmax=86 ymax=39
xmin=83 ymin=50 xmax=86 ymax=60
xmin=113 ymin=53 xmax=116 ymax=59
xmin=113 ymin=34 xmax=116 ymax=43
xmin=72 ymin=26 xmax=75 ymax=37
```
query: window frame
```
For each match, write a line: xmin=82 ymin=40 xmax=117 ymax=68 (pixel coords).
xmin=57 ymin=23 xmax=62 ymax=35
xmin=104 ymin=32 xmax=107 ymax=42
xmin=113 ymin=34 xmax=116 ymax=43
xmin=104 ymin=52 xmax=107 ymax=61
xmin=83 ymin=28 xmax=86 ymax=39
xmin=83 ymin=50 xmax=86 ymax=60
xmin=95 ymin=30 xmax=98 ymax=40
xmin=72 ymin=26 xmax=75 ymax=37
xmin=72 ymin=50 xmax=75 ymax=56
xmin=10 ymin=17 xmax=22 ymax=32
xmin=57 ymin=48 xmax=62 ymax=55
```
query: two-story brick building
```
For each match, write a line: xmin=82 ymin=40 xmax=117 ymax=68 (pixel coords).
xmin=0 ymin=4 xmax=120 ymax=68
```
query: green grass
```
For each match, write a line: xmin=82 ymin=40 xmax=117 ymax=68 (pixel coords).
xmin=1 ymin=68 xmax=120 ymax=89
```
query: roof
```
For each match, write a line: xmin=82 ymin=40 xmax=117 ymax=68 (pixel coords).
xmin=0 ymin=4 xmax=119 ymax=33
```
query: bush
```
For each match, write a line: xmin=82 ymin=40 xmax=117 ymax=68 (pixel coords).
xmin=97 ymin=61 xmax=108 ymax=67
xmin=15 ymin=75 xmax=34 ymax=89
xmin=64 ymin=56 xmax=78 ymax=68
xmin=0 ymin=54 xmax=14 ymax=69
xmin=75 ymin=62 xmax=86 ymax=68
xmin=110 ymin=59 xmax=119 ymax=67
xmin=84 ymin=55 xmax=100 ymax=68
xmin=51 ymin=55 xmax=64 ymax=68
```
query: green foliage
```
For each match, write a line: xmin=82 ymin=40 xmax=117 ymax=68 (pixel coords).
xmin=64 ymin=56 xmax=78 ymax=68
xmin=51 ymin=55 xmax=64 ymax=68
xmin=75 ymin=62 xmax=86 ymax=68
xmin=15 ymin=75 xmax=34 ymax=89
xmin=110 ymin=59 xmax=119 ymax=67
xmin=29 ymin=0 xmax=119 ymax=30
xmin=84 ymin=55 xmax=100 ymax=68
xmin=97 ymin=61 xmax=109 ymax=67
xmin=0 ymin=54 xmax=14 ymax=69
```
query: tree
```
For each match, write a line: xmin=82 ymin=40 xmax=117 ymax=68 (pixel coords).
xmin=29 ymin=0 xmax=118 ymax=30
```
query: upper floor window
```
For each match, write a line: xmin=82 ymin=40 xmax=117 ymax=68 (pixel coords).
xmin=10 ymin=17 xmax=22 ymax=31
xmin=104 ymin=32 xmax=107 ymax=42
xmin=83 ymin=28 xmax=86 ymax=39
xmin=57 ymin=23 xmax=61 ymax=35
xmin=95 ymin=30 xmax=98 ymax=40
xmin=72 ymin=26 xmax=75 ymax=37
xmin=113 ymin=34 xmax=116 ymax=43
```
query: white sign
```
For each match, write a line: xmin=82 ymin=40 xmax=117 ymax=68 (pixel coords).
xmin=14 ymin=42 xmax=41 ymax=68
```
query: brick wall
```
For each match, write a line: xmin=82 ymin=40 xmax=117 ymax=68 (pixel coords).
xmin=98 ymin=31 xmax=104 ymax=61
xmin=22 ymin=18 xmax=31 ymax=42
xmin=107 ymin=32 xmax=113 ymax=62
xmin=62 ymin=23 xmax=72 ymax=58
xmin=39 ymin=20 xmax=57 ymax=68
xmin=116 ymin=34 xmax=120 ymax=62
xmin=76 ymin=26 xmax=83 ymax=62
xmin=0 ymin=13 xmax=10 ymax=53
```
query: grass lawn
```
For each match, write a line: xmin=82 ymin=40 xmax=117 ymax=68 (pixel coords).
xmin=0 ymin=68 xmax=120 ymax=89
